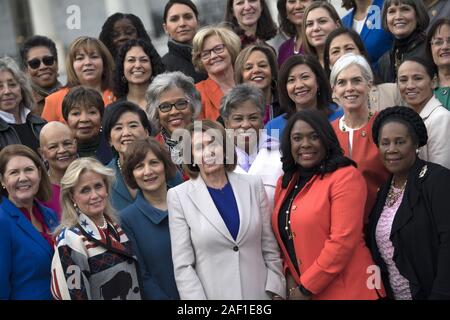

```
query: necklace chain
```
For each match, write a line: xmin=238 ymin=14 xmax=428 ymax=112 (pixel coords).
xmin=386 ymin=178 xmax=407 ymax=207
xmin=341 ymin=111 xmax=373 ymax=132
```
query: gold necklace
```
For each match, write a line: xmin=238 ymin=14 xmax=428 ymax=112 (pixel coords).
xmin=341 ymin=111 xmax=373 ymax=132
xmin=386 ymin=178 xmax=407 ymax=207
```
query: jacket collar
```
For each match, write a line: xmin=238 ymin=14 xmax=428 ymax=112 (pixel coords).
xmin=187 ymin=172 xmax=251 ymax=244
xmin=419 ymin=95 xmax=443 ymax=121
xmin=108 ymin=156 xmax=134 ymax=203
xmin=77 ymin=212 xmax=135 ymax=259
xmin=168 ymin=39 xmax=193 ymax=60
xmin=0 ymin=196 xmax=57 ymax=256
xmin=134 ymin=190 xmax=168 ymax=225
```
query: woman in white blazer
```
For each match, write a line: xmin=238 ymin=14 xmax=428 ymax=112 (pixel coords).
xmin=397 ymin=57 xmax=450 ymax=169
xmin=167 ymin=120 xmax=286 ymax=300
xmin=221 ymin=84 xmax=283 ymax=211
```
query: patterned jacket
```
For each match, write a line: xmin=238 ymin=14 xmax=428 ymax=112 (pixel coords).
xmin=51 ymin=213 xmax=142 ymax=300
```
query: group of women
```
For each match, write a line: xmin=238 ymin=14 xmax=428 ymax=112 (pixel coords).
xmin=1 ymin=0 xmax=450 ymax=301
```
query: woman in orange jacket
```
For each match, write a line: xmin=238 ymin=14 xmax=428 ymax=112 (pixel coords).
xmin=42 ymin=37 xmax=115 ymax=123
xmin=272 ymin=110 xmax=384 ymax=300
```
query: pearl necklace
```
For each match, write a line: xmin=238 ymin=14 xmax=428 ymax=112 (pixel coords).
xmin=284 ymin=183 xmax=299 ymax=240
xmin=117 ymin=158 xmax=122 ymax=172
xmin=98 ymin=215 xmax=108 ymax=230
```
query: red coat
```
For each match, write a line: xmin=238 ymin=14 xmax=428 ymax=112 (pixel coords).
xmin=272 ymin=166 xmax=385 ymax=300
xmin=195 ymin=78 xmax=223 ymax=121
xmin=332 ymin=115 xmax=389 ymax=222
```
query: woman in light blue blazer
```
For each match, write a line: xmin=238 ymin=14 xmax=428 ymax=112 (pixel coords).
xmin=0 ymin=145 xmax=58 ymax=300
xmin=342 ymin=0 xmax=393 ymax=67
xmin=120 ymin=137 xmax=181 ymax=300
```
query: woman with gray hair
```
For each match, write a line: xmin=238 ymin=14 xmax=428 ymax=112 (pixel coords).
xmin=51 ymin=157 xmax=141 ymax=300
xmin=146 ymin=71 xmax=201 ymax=178
xmin=330 ymin=53 xmax=389 ymax=221
xmin=221 ymin=84 xmax=282 ymax=210
xmin=0 ymin=56 xmax=46 ymax=152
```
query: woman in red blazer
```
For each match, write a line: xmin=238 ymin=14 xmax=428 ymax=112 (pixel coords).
xmin=272 ymin=110 xmax=385 ymax=300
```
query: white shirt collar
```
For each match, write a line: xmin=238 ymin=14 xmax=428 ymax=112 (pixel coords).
xmin=0 ymin=107 xmax=31 ymax=124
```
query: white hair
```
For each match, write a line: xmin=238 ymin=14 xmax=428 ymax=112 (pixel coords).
xmin=329 ymin=53 xmax=373 ymax=87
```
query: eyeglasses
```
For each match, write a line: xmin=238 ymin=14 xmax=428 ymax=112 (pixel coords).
xmin=200 ymin=44 xmax=226 ymax=61
xmin=158 ymin=99 xmax=190 ymax=113
xmin=430 ymin=37 xmax=450 ymax=47
xmin=27 ymin=56 xmax=56 ymax=70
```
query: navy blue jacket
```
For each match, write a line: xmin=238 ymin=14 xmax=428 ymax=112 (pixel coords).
xmin=120 ymin=191 xmax=180 ymax=300
xmin=0 ymin=197 xmax=58 ymax=299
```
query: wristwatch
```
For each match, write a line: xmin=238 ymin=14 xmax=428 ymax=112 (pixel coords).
xmin=298 ymin=284 xmax=312 ymax=296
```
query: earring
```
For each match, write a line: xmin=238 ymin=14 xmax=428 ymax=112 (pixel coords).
xmin=416 ymin=148 xmax=420 ymax=155
xmin=1 ymin=185 xmax=5 ymax=189
xmin=122 ymin=76 xmax=128 ymax=84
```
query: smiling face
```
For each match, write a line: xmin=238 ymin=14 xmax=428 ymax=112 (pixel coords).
xmin=157 ymin=87 xmax=194 ymax=134
xmin=1 ymin=156 xmax=41 ymax=208
xmin=224 ymin=99 xmax=263 ymax=153
xmin=71 ymin=170 xmax=108 ymax=219
xmin=333 ymin=64 xmax=371 ymax=112
xmin=66 ymin=105 xmax=102 ymax=143
xmin=112 ymin=18 xmax=138 ymax=51
xmin=232 ymin=0 xmax=262 ymax=30
xmin=397 ymin=60 xmax=434 ymax=112
xmin=26 ymin=46 xmax=58 ymax=89
xmin=386 ymin=3 xmax=417 ymax=39
xmin=378 ymin=121 xmax=417 ymax=177
xmin=286 ymin=63 xmax=318 ymax=111
xmin=109 ymin=111 xmax=149 ymax=156
xmin=201 ymin=35 xmax=232 ymax=76
xmin=124 ymin=46 xmax=152 ymax=86
xmin=305 ymin=7 xmax=339 ymax=50
xmin=431 ymin=24 xmax=450 ymax=69
xmin=72 ymin=47 xmax=104 ymax=87
xmin=0 ymin=70 xmax=22 ymax=115
xmin=290 ymin=119 xmax=326 ymax=168
xmin=328 ymin=34 xmax=361 ymax=68
xmin=286 ymin=0 xmax=314 ymax=27
xmin=40 ymin=126 xmax=77 ymax=174
xmin=164 ymin=3 xmax=198 ymax=44
xmin=241 ymin=50 xmax=272 ymax=92
xmin=132 ymin=150 xmax=167 ymax=194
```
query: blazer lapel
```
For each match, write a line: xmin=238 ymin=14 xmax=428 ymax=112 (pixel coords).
xmin=188 ymin=177 xmax=235 ymax=243
xmin=4 ymin=199 xmax=52 ymax=257
xmin=228 ymin=173 xmax=251 ymax=244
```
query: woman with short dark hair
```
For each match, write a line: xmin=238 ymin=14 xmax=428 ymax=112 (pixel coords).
xmin=367 ymin=106 xmax=450 ymax=300
xmin=120 ymin=137 xmax=180 ymax=300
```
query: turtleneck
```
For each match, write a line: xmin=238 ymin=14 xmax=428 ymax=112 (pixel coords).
xmin=393 ymin=29 xmax=423 ymax=54
xmin=77 ymin=134 xmax=101 ymax=158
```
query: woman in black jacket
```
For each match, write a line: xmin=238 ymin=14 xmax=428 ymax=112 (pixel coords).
xmin=367 ymin=106 xmax=450 ymax=300
xmin=377 ymin=0 xmax=429 ymax=82
xmin=161 ymin=0 xmax=206 ymax=83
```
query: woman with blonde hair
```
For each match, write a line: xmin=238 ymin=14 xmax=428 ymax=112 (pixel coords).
xmin=51 ymin=157 xmax=141 ymax=300
xmin=42 ymin=36 xmax=116 ymax=123
xmin=192 ymin=25 xmax=241 ymax=121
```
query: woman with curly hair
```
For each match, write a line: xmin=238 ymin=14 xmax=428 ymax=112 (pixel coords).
xmin=224 ymin=0 xmax=277 ymax=48
xmin=113 ymin=39 xmax=165 ymax=110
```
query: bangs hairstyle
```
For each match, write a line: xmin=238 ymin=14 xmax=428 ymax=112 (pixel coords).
xmin=62 ymin=86 xmax=105 ymax=122
xmin=146 ymin=71 xmax=201 ymax=131
xmin=224 ymin=0 xmax=277 ymax=41
xmin=182 ymin=120 xmax=237 ymax=179
xmin=99 ymin=13 xmax=154 ymax=58
xmin=381 ymin=0 xmax=429 ymax=33
xmin=234 ymin=44 xmax=278 ymax=87
xmin=277 ymin=0 xmax=320 ymax=37
xmin=66 ymin=36 xmax=115 ymax=90
xmin=329 ymin=53 xmax=374 ymax=88
xmin=278 ymin=55 xmax=333 ymax=119
xmin=220 ymin=83 xmax=266 ymax=120
xmin=113 ymin=38 xmax=165 ymax=99
xmin=280 ymin=109 xmax=356 ymax=188
xmin=323 ymin=27 xmax=372 ymax=78
xmin=0 ymin=56 xmax=35 ymax=111
xmin=0 ymin=144 xmax=51 ymax=202
xmin=122 ymin=137 xmax=177 ymax=190
xmin=302 ymin=1 xmax=342 ymax=58
xmin=192 ymin=25 xmax=242 ymax=73
xmin=55 ymin=157 xmax=117 ymax=236
xmin=426 ymin=18 xmax=450 ymax=61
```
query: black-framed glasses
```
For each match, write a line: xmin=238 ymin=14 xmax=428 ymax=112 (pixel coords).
xmin=200 ymin=44 xmax=226 ymax=61
xmin=158 ymin=99 xmax=190 ymax=113
xmin=27 ymin=56 xmax=56 ymax=70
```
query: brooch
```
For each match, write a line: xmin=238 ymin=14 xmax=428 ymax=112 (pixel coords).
xmin=419 ymin=165 xmax=428 ymax=178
